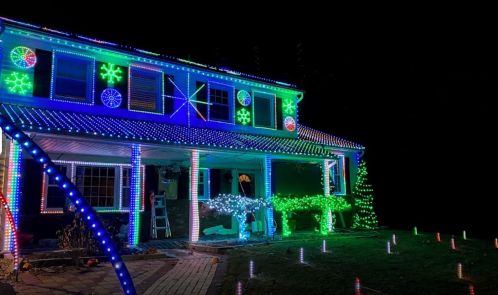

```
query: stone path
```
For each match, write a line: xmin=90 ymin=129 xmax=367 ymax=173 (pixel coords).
xmin=143 ymin=251 xmax=218 ymax=295
xmin=6 ymin=249 xmax=227 ymax=295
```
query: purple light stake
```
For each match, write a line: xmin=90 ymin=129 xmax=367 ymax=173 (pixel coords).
xmin=300 ymin=247 xmax=304 ymax=263
xmin=322 ymin=240 xmax=326 ymax=252
xmin=392 ymin=234 xmax=397 ymax=245
xmin=451 ymin=238 xmax=456 ymax=250
xmin=249 ymin=260 xmax=254 ymax=278
xmin=387 ymin=241 xmax=391 ymax=254
xmin=237 ymin=281 xmax=242 ymax=295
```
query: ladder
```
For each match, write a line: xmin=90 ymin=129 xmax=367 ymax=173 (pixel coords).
xmin=151 ymin=194 xmax=171 ymax=239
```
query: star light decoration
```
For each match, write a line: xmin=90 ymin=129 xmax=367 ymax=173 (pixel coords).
xmin=5 ymin=72 xmax=32 ymax=94
xmin=237 ymin=108 xmax=251 ymax=125
xmin=165 ymin=73 xmax=211 ymax=127
xmin=101 ymin=63 xmax=122 ymax=84
xmin=206 ymin=194 xmax=271 ymax=240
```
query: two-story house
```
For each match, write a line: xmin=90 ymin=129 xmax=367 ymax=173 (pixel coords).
xmin=0 ymin=16 xmax=364 ymax=254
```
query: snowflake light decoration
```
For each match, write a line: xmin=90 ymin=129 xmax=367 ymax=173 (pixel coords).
xmin=283 ymin=99 xmax=296 ymax=114
xmin=237 ymin=90 xmax=251 ymax=106
xmin=100 ymin=63 xmax=122 ymax=83
xmin=237 ymin=108 xmax=251 ymax=125
xmin=5 ymin=72 xmax=32 ymax=94
xmin=101 ymin=88 xmax=122 ymax=108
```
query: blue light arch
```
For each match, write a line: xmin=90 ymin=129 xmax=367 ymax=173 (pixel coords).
xmin=0 ymin=114 xmax=136 ymax=295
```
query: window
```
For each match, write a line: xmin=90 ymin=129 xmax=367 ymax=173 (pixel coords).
xmin=253 ymin=92 xmax=275 ymax=128
xmin=41 ymin=164 xmax=70 ymax=213
xmin=197 ymin=168 xmax=210 ymax=200
xmin=76 ymin=166 xmax=116 ymax=207
xmin=52 ymin=51 xmax=94 ymax=104
xmin=41 ymin=161 xmax=144 ymax=213
xmin=332 ymin=156 xmax=346 ymax=195
xmin=122 ymin=167 xmax=131 ymax=208
xmin=129 ymin=66 xmax=163 ymax=113
xmin=208 ymin=81 xmax=234 ymax=123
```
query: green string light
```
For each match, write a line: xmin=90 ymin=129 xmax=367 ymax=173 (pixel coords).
xmin=271 ymin=194 xmax=351 ymax=236
xmin=100 ymin=63 xmax=122 ymax=83
xmin=237 ymin=108 xmax=251 ymax=125
xmin=351 ymin=159 xmax=379 ymax=230
xmin=5 ymin=72 xmax=32 ymax=94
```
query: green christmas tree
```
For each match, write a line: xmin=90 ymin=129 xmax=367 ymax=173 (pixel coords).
xmin=351 ymin=159 xmax=378 ymax=230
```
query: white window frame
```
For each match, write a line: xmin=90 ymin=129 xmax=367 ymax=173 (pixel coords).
xmin=128 ymin=65 xmax=164 ymax=114
xmin=207 ymin=81 xmax=235 ymax=124
xmin=330 ymin=155 xmax=346 ymax=195
xmin=41 ymin=160 xmax=145 ymax=213
xmin=252 ymin=90 xmax=276 ymax=129
xmin=51 ymin=49 xmax=95 ymax=105
xmin=197 ymin=168 xmax=210 ymax=200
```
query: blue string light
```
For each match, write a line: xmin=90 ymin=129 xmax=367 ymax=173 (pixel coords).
xmin=0 ymin=114 xmax=137 ymax=295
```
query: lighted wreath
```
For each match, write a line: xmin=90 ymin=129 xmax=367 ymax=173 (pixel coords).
xmin=270 ymin=194 xmax=351 ymax=236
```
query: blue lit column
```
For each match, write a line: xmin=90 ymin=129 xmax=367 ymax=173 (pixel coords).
xmin=189 ymin=150 xmax=200 ymax=243
xmin=264 ymin=156 xmax=274 ymax=236
xmin=3 ymin=140 xmax=22 ymax=252
xmin=323 ymin=159 xmax=333 ymax=233
xmin=128 ymin=144 xmax=141 ymax=246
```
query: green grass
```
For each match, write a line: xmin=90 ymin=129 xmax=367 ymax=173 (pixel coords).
xmin=221 ymin=229 xmax=498 ymax=295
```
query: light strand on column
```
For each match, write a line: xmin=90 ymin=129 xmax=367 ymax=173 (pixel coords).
xmin=4 ymin=140 xmax=21 ymax=252
xmin=0 ymin=192 xmax=19 ymax=273
xmin=264 ymin=156 xmax=274 ymax=237
xmin=323 ymin=159 xmax=333 ymax=232
xmin=190 ymin=150 xmax=200 ymax=242
xmin=128 ymin=144 xmax=141 ymax=246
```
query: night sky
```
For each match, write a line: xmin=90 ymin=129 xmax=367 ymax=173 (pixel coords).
xmin=1 ymin=7 xmax=496 ymax=237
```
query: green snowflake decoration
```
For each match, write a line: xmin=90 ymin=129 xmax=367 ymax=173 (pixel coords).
xmin=100 ymin=63 xmax=122 ymax=83
xmin=283 ymin=98 xmax=296 ymax=114
xmin=237 ymin=108 xmax=251 ymax=125
xmin=5 ymin=72 xmax=32 ymax=94
xmin=351 ymin=159 xmax=379 ymax=230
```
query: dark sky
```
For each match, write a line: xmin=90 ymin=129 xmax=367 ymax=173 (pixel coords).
xmin=1 ymin=6 xmax=496 ymax=233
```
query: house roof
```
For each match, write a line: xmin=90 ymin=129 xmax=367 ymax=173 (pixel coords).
xmin=0 ymin=16 xmax=298 ymax=89
xmin=0 ymin=103 xmax=363 ymax=159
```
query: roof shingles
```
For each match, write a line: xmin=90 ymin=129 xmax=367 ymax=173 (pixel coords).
xmin=0 ymin=103 xmax=362 ymax=159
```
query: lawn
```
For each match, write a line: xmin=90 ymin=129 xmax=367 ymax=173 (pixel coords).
xmin=221 ymin=229 xmax=498 ymax=295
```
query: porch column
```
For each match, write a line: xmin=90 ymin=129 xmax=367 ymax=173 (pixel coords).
xmin=128 ymin=144 xmax=141 ymax=246
xmin=323 ymin=159 xmax=333 ymax=232
xmin=264 ymin=156 xmax=274 ymax=236
xmin=189 ymin=150 xmax=200 ymax=243
xmin=3 ymin=140 xmax=22 ymax=252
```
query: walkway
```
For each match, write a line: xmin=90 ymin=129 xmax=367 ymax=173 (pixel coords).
xmin=5 ymin=249 xmax=227 ymax=295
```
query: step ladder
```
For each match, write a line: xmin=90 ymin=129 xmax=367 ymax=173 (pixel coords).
xmin=151 ymin=194 xmax=171 ymax=239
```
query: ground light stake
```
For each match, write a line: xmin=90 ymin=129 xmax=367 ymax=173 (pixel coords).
xmin=470 ymin=285 xmax=475 ymax=295
xmin=414 ymin=227 xmax=417 ymax=235
xmin=437 ymin=232 xmax=441 ymax=242
xmin=237 ymin=281 xmax=242 ymax=295
xmin=495 ymin=238 xmax=497 ymax=248
xmin=458 ymin=263 xmax=463 ymax=278
xmin=249 ymin=260 xmax=254 ymax=278
xmin=355 ymin=278 xmax=361 ymax=295
xmin=300 ymin=247 xmax=304 ymax=263
xmin=452 ymin=238 xmax=456 ymax=250
xmin=322 ymin=240 xmax=326 ymax=252
xmin=392 ymin=234 xmax=396 ymax=245
xmin=387 ymin=241 xmax=391 ymax=254
xmin=463 ymin=231 xmax=466 ymax=240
